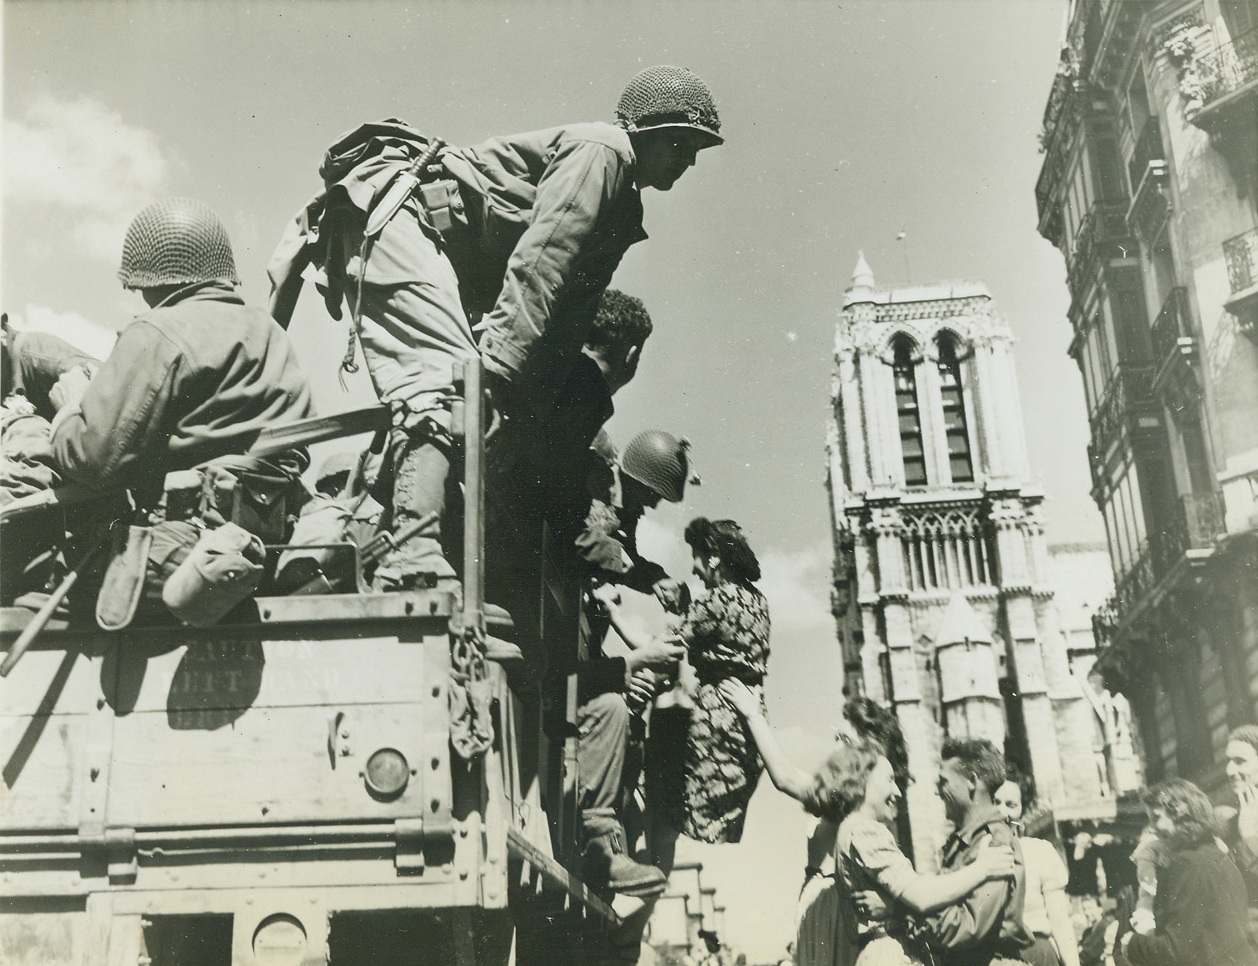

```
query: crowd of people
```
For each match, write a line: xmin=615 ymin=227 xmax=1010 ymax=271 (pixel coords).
xmin=2 ymin=61 xmax=1256 ymax=966
xmin=741 ymin=715 xmax=1258 ymax=966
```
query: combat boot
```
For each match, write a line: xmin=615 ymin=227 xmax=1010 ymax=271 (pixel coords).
xmin=580 ymin=808 xmax=666 ymax=898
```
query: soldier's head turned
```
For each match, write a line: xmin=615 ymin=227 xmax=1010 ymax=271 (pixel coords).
xmin=585 ymin=288 xmax=653 ymax=394
xmin=118 ymin=198 xmax=240 ymax=306
xmin=617 ymin=65 xmax=722 ymax=191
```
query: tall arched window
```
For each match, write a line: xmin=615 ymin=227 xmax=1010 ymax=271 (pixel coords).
xmin=893 ymin=338 xmax=927 ymax=486
xmin=937 ymin=334 xmax=974 ymax=483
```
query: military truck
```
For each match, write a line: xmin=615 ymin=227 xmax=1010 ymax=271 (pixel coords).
xmin=0 ymin=366 xmax=620 ymax=965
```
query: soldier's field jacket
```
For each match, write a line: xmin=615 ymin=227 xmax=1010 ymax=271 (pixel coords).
xmin=269 ymin=119 xmax=647 ymax=417
xmin=51 ymin=282 xmax=313 ymax=502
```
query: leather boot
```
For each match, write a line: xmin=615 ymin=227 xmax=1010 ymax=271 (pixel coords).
xmin=581 ymin=807 xmax=666 ymax=898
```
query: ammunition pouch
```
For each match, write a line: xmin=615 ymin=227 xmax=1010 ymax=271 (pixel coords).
xmin=417 ymin=179 xmax=468 ymax=241
xmin=199 ymin=462 xmax=296 ymax=542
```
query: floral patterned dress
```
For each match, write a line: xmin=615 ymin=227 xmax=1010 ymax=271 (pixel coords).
xmin=669 ymin=580 xmax=771 ymax=844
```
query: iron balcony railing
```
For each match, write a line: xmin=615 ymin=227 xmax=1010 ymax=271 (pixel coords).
xmin=1115 ymin=542 xmax=1155 ymax=613
xmin=1224 ymin=227 xmax=1258 ymax=295
xmin=1151 ymin=287 xmax=1191 ymax=369
xmin=1149 ymin=490 xmax=1224 ymax=574
xmin=1198 ymin=26 xmax=1258 ymax=106
xmin=1068 ymin=201 xmax=1133 ymax=291
xmin=1127 ymin=117 xmax=1165 ymax=196
xmin=1089 ymin=363 xmax=1155 ymax=456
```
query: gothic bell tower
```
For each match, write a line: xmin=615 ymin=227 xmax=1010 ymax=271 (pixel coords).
xmin=827 ymin=254 xmax=1107 ymax=867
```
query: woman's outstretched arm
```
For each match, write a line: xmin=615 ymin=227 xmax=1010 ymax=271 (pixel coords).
xmin=718 ymin=680 xmax=813 ymax=803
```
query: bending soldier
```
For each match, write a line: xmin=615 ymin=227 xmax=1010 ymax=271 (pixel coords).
xmin=269 ymin=65 xmax=722 ymax=588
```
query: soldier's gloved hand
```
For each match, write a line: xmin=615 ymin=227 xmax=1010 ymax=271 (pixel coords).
xmin=652 ymin=577 xmax=689 ymax=614
xmin=626 ymin=636 xmax=685 ymax=674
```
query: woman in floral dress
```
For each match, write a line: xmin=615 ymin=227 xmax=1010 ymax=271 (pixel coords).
xmin=609 ymin=516 xmax=771 ymax=857
xmin=668 ymin=516 xmax=771 ymax=844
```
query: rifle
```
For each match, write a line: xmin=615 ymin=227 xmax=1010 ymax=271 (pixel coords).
xmin=0 ymin=526 xmax=110 ymax=677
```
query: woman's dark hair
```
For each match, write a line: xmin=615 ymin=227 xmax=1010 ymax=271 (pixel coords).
xmin=684 ymin=517 xmax=761 ymax=583
xmin=1144 ymin=778 xmax=1219 ymax=852
xmin=808 ymin=736 xmax=881 ymax=823
xmin=1229 ymin=725 xmax=1258 ymax=756
xmin=1003 ymin=763 xmax=1037 ymax=814
xmin=844 ymin=696 xmax=909 ymax=790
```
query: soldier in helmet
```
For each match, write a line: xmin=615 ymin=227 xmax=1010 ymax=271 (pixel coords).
xmin=48 ymin=198 xmax=314 ymax=625
xmin=52 ymin=198 xmax=313 ymax=497
xmin=577 ymin=429 xmax=693 ymax=607
xmin=269 ymin=64 xmax=722 ymax=588
xmin=569 ymin=429 xmax=695 ymax=900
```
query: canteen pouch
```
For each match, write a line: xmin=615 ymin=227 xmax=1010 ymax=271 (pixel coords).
xmin=161 ymin=522 xmax=265 ymax=627
xmin=95 ymin=524 xmax=155 ymax=631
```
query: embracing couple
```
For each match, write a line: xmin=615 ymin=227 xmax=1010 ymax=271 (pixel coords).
xmin=723 ymin=680 xmax=1033 ymax=966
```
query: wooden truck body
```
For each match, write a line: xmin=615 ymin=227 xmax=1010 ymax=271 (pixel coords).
xmin=1 ymin=380 xmax=615 ymax=965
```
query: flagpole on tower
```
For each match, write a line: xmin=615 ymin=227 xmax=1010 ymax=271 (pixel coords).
xmin=896 ymin=230 xmax=911 ymax=284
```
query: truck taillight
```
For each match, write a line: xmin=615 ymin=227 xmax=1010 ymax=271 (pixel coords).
xmin=363 ymin=748 xmax=410 ymax=798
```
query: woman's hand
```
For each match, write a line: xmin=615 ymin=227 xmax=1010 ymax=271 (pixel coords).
xmin=970 ymin=838 xmax=1017 ymax=881
xmin=592 ymin=583 xmax=622 ymax=609
xmin=717 ymin=679 xmax=760 ymax=717
xmin=1238 ymin=783 xmax=1258 ymax=841
xmin=652 ymin=577 xmax=690 ymax=614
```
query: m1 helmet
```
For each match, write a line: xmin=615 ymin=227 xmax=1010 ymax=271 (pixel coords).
xmin=620 ymin=430 xmax=691 ymax=503
xmin=118 ymin=197 xmax=240 ymax=290
xmin=616 ymin=65 xmax=723 ymax=147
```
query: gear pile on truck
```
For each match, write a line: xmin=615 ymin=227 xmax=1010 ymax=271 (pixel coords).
xmin=0 ymin=66 xmax=728 ymax=965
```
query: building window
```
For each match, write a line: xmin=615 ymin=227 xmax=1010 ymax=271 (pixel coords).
xmin=1222 ymin=0 xmax=1258 ymax=40
xmin=937 ymin=335 xmax=975 ymax=483
xmin=1125 ymin=71 xmax=1152 ymax=160
xmin=1101 ymin=455 xmax=1149 ymax=581
xmin=893 ymin=338 xmax=928 ymax=486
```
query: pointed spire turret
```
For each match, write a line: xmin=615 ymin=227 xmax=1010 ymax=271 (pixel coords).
xmin=844 ymin=251 xmax=876 ymax=307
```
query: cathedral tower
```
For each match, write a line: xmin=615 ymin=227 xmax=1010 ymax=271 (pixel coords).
xmin=827 ymin=255 xmax=1122 ymax=867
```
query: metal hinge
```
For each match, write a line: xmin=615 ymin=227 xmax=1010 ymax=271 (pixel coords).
xmin=79 ymin=823 xmax=138 ymax=884
xmin=394 ymin=815 xmax=455 ymax=874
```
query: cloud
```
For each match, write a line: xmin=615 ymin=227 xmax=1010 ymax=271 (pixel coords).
xmin=4 ymin=95 xmax=171 ymax=261
xmin=7 ymin=305 xmax=117 ymax=360
xmin=759 ymin=539 xmax=835 ymax=634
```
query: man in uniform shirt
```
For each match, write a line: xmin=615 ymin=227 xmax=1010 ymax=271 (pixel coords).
xmin=911 ymin=738 xmax=1034 ymax=965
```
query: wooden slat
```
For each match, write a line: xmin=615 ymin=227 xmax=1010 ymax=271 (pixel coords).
xmin=505 ymin=826 xmax=620 ymax=925
xmin=105 ymin=702 xmax=434 ymax=828
xmin=111 ymin=635 xmax=439 ymax=714
xmin=0 ymin=713 xmax=88 ymax=829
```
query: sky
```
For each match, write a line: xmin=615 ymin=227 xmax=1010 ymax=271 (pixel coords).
xmin=2 ymin=1 xmax=1102 ymax=960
